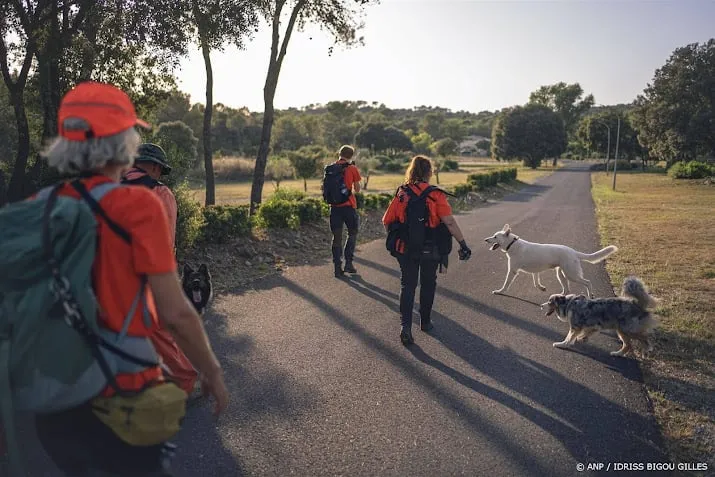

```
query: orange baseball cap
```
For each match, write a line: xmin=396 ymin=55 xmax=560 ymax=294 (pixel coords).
xmin=58 ymin=81 xmax=151 ymax=141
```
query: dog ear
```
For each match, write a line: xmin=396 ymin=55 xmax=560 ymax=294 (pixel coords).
xmin=183 ymin=264 xmax=193 ymax=277
xmin=199 ymin=263 xmax=210 ymax=276
xmin=502 ymin=224 xmax=511 ymax=235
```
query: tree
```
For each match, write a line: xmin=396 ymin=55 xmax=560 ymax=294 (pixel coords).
xmin=421 ymin=112 xmax=444 ymax=139
xmin=288 ymin=145 xmax=327 ymax=191
xmin=441 ymin=118 xmax=467 ymax=143
xmin=632 ymin=40 xmax=715 ymax=164
xmin=409 ymin=131 xmax=433 ymax=155
xmin=1 ymin=1 xmax=52 ymax=203
xmin=491 ymin=104 xmax=567 ymax=168
xmin=529 ymin=82 xmax=594 ymax=137
xmin=249 ymin=0 xmax=378 ymax=214
xmin=153 ymin=121 xmax=199 ymax=187
xmin=272 ymin=114 xmax=311 ymax=152
xmin=188 ymin=0 xmax=258 ymax=206
xmin=576 ymin=110 xmax=640 ymax=161
xmin=266 ymin=156 xmax=294 ymax=190
xmin=383 ymin=126 xmax=413 ymax=153
xmin=361 ymin=157 xmax=380 ymax=190
xmin=431 ymin=137 xmax=458 ymax=158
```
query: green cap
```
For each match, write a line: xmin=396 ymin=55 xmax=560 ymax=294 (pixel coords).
xmin=135 ymin=143 xmax=172 ymax=175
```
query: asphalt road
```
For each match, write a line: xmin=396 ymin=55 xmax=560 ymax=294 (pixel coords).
xmin=18 ymin=162 xmax=671 ymax=477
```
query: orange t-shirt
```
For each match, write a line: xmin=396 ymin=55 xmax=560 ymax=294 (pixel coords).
xmin=54 ymin=175 xmax=178 ymax=393
xmin=332 ymin=159 xmax=362 ymax=208
xmin=382 ymin=182 xmax=453 ymax=228
xmin=54 ymin=175 xmax=177 ymax=335
xmin=123 ymin=168 xmax=177 ymax=248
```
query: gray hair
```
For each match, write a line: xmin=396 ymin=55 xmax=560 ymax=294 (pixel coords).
xmin=42 ymin=127 xmax=142 ymax=175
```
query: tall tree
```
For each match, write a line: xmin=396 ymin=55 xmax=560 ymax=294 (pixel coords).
xmin=249 ymin=0 xmax=378 ymax=214
xmin=492 ymin=104 xmax=567 ymax=169
xmin=1 ymin=0 xmax=54 ymax=203
xmin=529 ymin=82 xmax=594 ymax=137
xmin=188 ymin=0 xmax=258 ymax=206
xmin=632 ymin=40 xmax=715 ymax=164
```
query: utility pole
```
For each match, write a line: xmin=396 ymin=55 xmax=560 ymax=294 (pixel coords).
xmin=612 ymin=116 xmax=621 ymax=191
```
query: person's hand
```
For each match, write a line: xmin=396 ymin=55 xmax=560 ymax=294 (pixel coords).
xmin=200 ymin=367 xmax=229 ymax=417
xmin=458 ymin=240 xmax=472 ymax=261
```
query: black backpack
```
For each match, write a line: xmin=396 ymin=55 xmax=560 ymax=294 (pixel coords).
xmin=322 ymin=162 xmax=351 ymax=205
xmin=387 ymin=185 xmax=454 ymax=260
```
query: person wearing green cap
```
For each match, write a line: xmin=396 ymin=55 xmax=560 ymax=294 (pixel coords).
xmin=123 ymin=143 xmax=178 ymax=247
xmin=122 ymin=144 xmax=201 ymax=401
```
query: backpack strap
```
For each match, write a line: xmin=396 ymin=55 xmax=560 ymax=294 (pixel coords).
xmin=70 ymin=180 xmax=131 ymax=244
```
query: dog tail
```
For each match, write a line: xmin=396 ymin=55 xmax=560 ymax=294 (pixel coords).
xmin=622 ymin=276 xmax=659 ymax=310
xmin=577 ymin=245 xmax=618 ymax=263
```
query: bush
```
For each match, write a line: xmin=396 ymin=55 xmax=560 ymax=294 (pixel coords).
xmin=255 ymin=192 xmax=327 ymax=230
xmin=668 ymin=161 xmax=713 ymax=179
xmin=256 ymin=198 xmax=301 ymax=230
xmin=356 ymin=192 xmax=394 ymax=211
xmin=296 ymin=197 xmax=328 ymax=223
xmin=383 ymin=160 xmax=404 ymax=173
xmin=354 ymin=191 xmax=365 ymax=209
xmin=466 ymin=168 xmax=517 ymax=190
xmin=174 ymin=182 xmax=206 ymax=256
xmin=200 ymin=205 xmax=252 ymax=243
xmin=212 ymin=157 xmax=255 ymax=181
xmin=442 ymin=159 xmax=459 ymax=171
xmin=453 ymin=183 xmax=473 ymax=197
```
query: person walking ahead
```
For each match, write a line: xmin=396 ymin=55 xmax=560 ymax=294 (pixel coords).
xmin=323 ymin=145 xmax=362 ymax=277
xmin=382 ymin=155 xmax=472 ymax=346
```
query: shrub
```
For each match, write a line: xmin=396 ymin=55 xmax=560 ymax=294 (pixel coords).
xmin=383 ymin=160 xmax=404 ymax=173
xmin=296 ymin=197 xmax=328 ymax=223
xmin=256 ymin=198 xmax=301 ymax=230
xmin=612 ymin=159 xmax=632 ymax=171
xmin=668 ymin=161 xmax=713 ymax=179
xmin=200 ymin=205 xmax=252 ymax=243
xmin=272 ymin=188 xmax=306 ymax=201
xmin=453 ymin=183 xmax=473 ymax=197
xmin=442 ymin=159 xmax=459 ymax=171
xmin=354 ymin=191 xmax=365 ymax=209
xmin=174 ymin=182 xmax=206 ymax=256
xmin=212 ymin=157 xmax=255 ymax=181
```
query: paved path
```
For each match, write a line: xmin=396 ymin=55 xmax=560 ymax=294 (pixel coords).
xmin=21 ymin=162 xmax=670 ymax=477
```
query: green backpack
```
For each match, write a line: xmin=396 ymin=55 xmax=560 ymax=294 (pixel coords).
xmin=0 ymin=180 xmax=159 ymax=476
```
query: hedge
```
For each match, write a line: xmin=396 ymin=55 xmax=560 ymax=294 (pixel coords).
xmin=467 ymin=168 xmax=517 ymax=190
xmin=668 ymin=161 xmax=714 ymax=179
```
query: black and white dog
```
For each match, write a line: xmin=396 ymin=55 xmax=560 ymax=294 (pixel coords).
xmin=181 ymin=263 xmax=213 ymax=315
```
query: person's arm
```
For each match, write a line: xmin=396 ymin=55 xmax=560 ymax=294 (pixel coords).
xmin=149 ymin=273 xmax=228 ymax=415
xmin=441 ymin=215 xmax=465 ymax=242
xmin=351 ymin=166 xmax=362 ymax=194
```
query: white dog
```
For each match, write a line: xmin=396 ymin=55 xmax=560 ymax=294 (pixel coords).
xmin=484 ymin=224 xmax=618 ymax=298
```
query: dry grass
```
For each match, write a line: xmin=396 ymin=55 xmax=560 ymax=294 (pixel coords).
xmin=191 ymin=161 xmax=557 ymax=205
xmin=591 ymin=171 xmax=715 ymax=472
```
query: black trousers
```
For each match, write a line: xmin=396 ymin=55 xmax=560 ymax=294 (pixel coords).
xmin=329 ymin=206 xmax=359 ymax=265
xmin=34 ymin=401 xmax=172 ymax=476
xmin=397 ymin=255 xmax=439 ymax=329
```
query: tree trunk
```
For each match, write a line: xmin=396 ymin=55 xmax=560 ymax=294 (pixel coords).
xmin=200 ymin=38 xmax=215 ymax=206
xmin=303 ymin=177 xmax=307 ymax=192
xmin=250 ymin=80 xmax=277 ymax=214
xmin=6 ymin=89 xmax=33 ymax=202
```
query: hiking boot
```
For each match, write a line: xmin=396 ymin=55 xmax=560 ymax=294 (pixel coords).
xmin=344 ymin=261 xmax=357 ymax=274
xmin=334 ymin=264 xmax=345 ymax=278
xmin=400 ymin=327 xmax=414 ymax=346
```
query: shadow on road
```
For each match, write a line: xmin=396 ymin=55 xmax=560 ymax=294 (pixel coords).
xmin=338 ymin=270 xmax=669 ymax=475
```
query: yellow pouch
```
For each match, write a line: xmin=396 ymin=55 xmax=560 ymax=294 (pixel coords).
xmin=91 ymin=382 xmax=187 ymax=446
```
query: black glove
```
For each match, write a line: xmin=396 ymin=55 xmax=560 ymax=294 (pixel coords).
xmin=458 ymin=240 xmax=472 ymax=261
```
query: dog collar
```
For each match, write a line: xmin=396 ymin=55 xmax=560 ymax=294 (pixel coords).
xmin=505 ymin=236 xmax=519 ymax=251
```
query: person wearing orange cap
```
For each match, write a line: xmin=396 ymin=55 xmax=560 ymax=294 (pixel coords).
xmin=28 ymin=81 xmax=228 ymax=476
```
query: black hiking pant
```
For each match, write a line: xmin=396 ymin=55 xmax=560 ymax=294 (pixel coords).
xmin=35 ymin=402 xmax=173 ymax=476
xmin=329 ymin=206 xmax=359 ymax=265
xmin=397 ymin=255 xmax=439 ymax=329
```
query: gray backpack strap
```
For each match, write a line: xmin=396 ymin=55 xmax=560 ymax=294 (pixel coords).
xmin=88 ymin=182 xmax=123 ymax=201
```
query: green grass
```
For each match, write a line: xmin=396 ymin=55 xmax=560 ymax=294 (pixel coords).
xmin=591 ymin=171 xmax=715 ymax=471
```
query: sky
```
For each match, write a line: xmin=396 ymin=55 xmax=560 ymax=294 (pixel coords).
xmin=176 ymin=0 xmax=715 ymax=114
